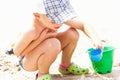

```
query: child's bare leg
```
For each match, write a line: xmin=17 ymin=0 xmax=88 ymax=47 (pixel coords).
xmin=22 ymin=38 xmax=61 ymax=75
xmin=57 ymin=28 xmax=79 ymax=66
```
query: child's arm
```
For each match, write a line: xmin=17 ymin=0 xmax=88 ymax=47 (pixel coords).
xmin=13 ymin=13 xmax=58 ymax=56
xmin=19 ymin=28 xmax=57 ymax=56
xmin=13 ymin=13 xmax=45 ymax=56
xmin=13 ymin=29 xmax=36 ymax=56
xmin=65 ymin=18 xmax=103 ymax=49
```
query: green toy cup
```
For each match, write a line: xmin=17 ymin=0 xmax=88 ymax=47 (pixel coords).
xmin=87 ymin=46 xmax=115 ymax=74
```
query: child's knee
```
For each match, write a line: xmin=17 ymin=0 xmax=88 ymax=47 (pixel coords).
xmin=46 ymin=38 xmax=61 ymax=54
xmin=67 ymin=28 xmax=79 ymax=41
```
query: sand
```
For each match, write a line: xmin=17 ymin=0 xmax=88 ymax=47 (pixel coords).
xmin=0 ymin=46 xmax=120 ymax=80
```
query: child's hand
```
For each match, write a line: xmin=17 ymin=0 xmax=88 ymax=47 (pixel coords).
xmin=33 ymin=12 xmax=62 ymax=31
xmin=39 ymin=28 xmax=58 ymax=41
xmin=92 ymin=39 xmax=104 ymax=50
xmin=33 ymin=13 xmax=40 ymax=19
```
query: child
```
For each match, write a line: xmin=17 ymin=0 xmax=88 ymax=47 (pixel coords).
xmin=13 ymin=0 xmax=103 ymax=80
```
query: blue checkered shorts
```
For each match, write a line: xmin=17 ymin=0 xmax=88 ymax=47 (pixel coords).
xmin=18 ymin=56 xmax=24 ymax=68
xmin=43 ymin=0 xmax=77 ymax=24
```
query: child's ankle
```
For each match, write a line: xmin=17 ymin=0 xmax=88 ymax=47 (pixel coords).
xmin=38 ymin=72 xmax=49 ymax=76
xmin=59 ymin=62 xmax=73 ymax=70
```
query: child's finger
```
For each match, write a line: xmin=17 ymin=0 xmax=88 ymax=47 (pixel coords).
xmin=33 ymin=13 xmax=40 ymax=19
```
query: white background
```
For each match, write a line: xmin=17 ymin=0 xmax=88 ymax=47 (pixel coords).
xmin=0 ymin=0 xmax=120 ymax=49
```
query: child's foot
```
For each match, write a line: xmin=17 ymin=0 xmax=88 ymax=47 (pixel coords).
xmin=36 ymin=73 xmax=52 ymax=80
xmin=58 ymin=62 xmax=89 ymax=75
